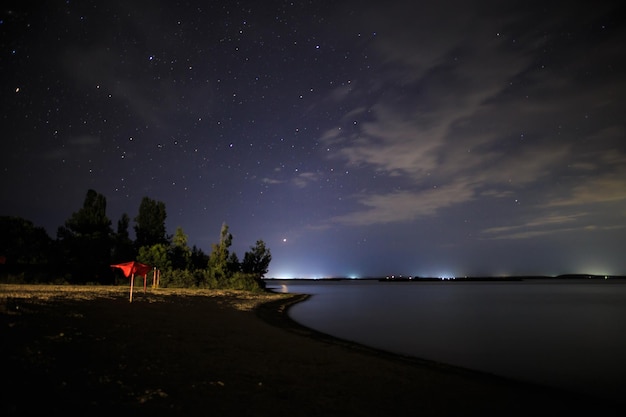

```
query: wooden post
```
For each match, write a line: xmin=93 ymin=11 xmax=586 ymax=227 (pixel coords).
xmin=129 ymin=273 xmax=135 ymax=302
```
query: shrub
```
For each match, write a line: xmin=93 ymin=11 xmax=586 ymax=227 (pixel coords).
xmin=159 ymin=269 xmax=196 ymax=288
xmin=225 ymin=272 xmax=264 ymax=292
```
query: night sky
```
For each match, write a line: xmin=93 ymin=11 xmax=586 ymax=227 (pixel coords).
xmin=2 ymin=1 xmax=625 ymax=278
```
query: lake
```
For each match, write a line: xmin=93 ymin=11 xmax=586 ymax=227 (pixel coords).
xmin=265 ymin=278 xmax=626 ymax=403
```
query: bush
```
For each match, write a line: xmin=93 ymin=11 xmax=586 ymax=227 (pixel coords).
xmin=225 ymin=272 xmax=264 ymax=292
xmin=195 ymin=269 xmax=219 ymax=289
xmin=156 ymin=269 xmax=263 ymax=291
xmin=159 ymin=269 xmax=197 ymax=288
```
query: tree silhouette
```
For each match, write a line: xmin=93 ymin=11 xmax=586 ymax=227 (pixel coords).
xmin=0 ymin=216 xmax=54 ymax=282
xmin=112 ymin=213 xmax=136 ymax=263
xmin=57 ymin=189 xmax=113 ymax=283
xmin=134 ymin=197 xmax=168 ymax=249
xmin=242 ymin=239 xmax=272 ymax=279
xmin=170 ymin=226 xmax=192 ymax=270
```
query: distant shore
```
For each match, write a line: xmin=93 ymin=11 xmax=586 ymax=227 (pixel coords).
xmin=1 ymin=284 xmax=621 ymax=416
xmin=265 ymin=274 xmax=626 ymax=282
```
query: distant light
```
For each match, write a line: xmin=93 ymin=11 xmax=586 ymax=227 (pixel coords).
xmin=438 ymin=272 xmax=455 ymax=280
xmin=273 ymin=274 xmax=293 ymax=279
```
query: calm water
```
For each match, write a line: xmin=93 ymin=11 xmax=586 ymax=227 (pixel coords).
xmin=266 ymin=279 xmax=626 ymax=403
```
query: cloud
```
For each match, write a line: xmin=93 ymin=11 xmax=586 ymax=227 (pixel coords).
xmin=540 ymin=149 xmax=626 ymax=208
xmin=262 ymin=171 xmax=320 ymax=189
xmin=547 ymin=174 xmax=626 ymax=207
xmin=485 ymin=213 xmax=623 ymax=240
xmin=330 ymin=181 xmax=474 ymax=226
xmin=317 ymin=1 xmax=626 ymax=230
xmin=326 ymin=105 xmax=442 ymax=178
xmin=319 ymin=65 xmax=574 ymax=227
xmin=481 ymin=213 xmax=586 ymax=240
xmin=41 ymin=135 xmax=101 ymax=160
xmin=61 ymin=11 xmax=214 ymax=130
xmin=261 ymin=177 xmax=284 ymax=185
xmin=292 ymin=172 xmax=319 ymax=188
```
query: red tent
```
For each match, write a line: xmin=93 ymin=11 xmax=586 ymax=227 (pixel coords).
xmin=111 ymin=261 xmax=153 ymax=302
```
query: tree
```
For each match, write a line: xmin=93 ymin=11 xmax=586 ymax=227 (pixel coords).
xmin=242 ymin=239 xmax=272 ymax=279
xmin=0 ymin=216 xmax=54 ymax=282
xmin=227 ymin=252 xmax=240 ymax=274
xmin=62 ymin=189 xmax=112 ymax=236
xmin=190 ymin=245 xmax=209 ymax=270
xmin=207 ymin=223 xmax=232 ymax=281
xmin=170 ymin=226 xmax=191 ymax=270
xmin=57 ymin=189 xmax=113 ymax=284
xmin=137 ymin=244 xmax=171 ymax=271
xmin=111 ymin=213 xmax=136 ymax=263
xmin=134 ymin=197 xmax=168 ymax=249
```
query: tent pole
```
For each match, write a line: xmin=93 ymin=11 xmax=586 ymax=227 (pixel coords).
xmin=130 ymin=273 xmax=134 ymax=302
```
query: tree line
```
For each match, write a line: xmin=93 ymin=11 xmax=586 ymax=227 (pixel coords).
xmin=0 ymin=189 xmax=271 ymax=291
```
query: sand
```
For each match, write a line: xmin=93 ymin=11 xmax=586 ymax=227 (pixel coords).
xmin=1 ymin=284 xmax=621 ymax=416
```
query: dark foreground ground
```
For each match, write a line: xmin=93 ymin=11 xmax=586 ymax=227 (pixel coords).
xmin=1 ymin=285 xmax=622 ymax=416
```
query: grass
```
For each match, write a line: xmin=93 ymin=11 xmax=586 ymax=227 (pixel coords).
xmin=0 ymin=283 xmax=287 ymax=311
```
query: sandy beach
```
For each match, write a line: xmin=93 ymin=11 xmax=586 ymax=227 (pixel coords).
xmin=1 ymin=284 xmax=621 ymax=416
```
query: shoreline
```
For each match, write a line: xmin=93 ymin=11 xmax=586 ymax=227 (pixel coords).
xmin=2 ymin=285 xmax=622 ymax=416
